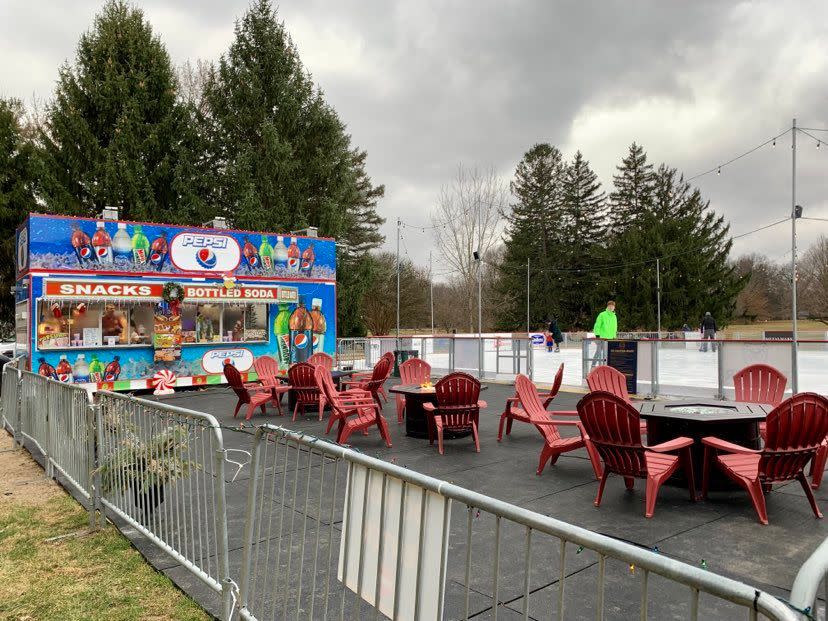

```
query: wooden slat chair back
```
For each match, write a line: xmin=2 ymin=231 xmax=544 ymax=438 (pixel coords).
xmin=586 ymin=366 xmax=630 ymax=401
xmin=223 ymin=363 xmax=275 ymax=420
xmin=733 ymin=364 xmax=787 ymax=407
xmin=499 ymin=364 xmax=566 ymax=440
xmin=288 ymin=362 xmax=321 ymax=421
xmin=308 ymin=352 xmax=334 ymax=371
xmin=423 ymin=372 xmax=486 ymax=454
xmin=253 ymin=355 xmax=280 ymax=385
xmin=396 ymin=358 xmax=432 ymax=422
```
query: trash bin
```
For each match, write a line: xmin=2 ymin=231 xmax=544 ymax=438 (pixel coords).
xmin=393 ymin=349 xmax=419 ymax=377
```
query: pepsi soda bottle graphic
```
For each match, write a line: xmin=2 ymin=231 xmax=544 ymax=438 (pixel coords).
xmin=104 ymin=356 xmax=121 ymax=381
xmin=300 ymin=244 xmax=315 ymax=277
xmin=310 ymin=298 xmax=326 ymax=352
xmin=150 ymin=231 xmax=168 ymax=271
xmin=92 ymin=221 xmax=113 ymax=264
xmin=56 ymin=355 xmax=73 ymax=383
xmin=71 ymin=224 xmax=97 ymax=266
xmin=132 ymin=225 xmax=150 ymax=265
xmin=286 ymin=237 xmax=300 ymax=272
xmin=288 ymin=296 xmax=313 ymax=363
xmin=242 ymin=236 xmax=260 ymax=272
xmin=38 ymin=357 xmax=57 ymax=380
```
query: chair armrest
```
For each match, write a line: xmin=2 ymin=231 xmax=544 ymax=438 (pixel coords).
xmin=245 ymin=384 xmax=273 ymax=393
xmin=647 ymin=436 xmax=694 ymax=453
xmin=477 ymin=400 xmax=487 ymax=409
xmin=423 ymin=403 xmax=435 ymax=412
xmin=700 ymin=436 xmax=760 ymax=454
xmin=547 ymin=409 xmax=579 ymax=417
xmin=535 ymin=419 xmax=581 ymax=427
xmin=505 ymin=396 xmax=519 ymax=404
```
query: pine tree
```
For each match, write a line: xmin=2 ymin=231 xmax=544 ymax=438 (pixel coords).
xmin=604 ymin=164 xmax=744 ymax=328
xmin=496 ymin=143 xmax=566 ymax=328
xmin=0 ymin=98 xmax=38 ymax=337
xmin=557 ymin=151 xmax=608 ymax=328
xmin=204 ymin=0 xmax=384 ymax=334
xmin=609 ymin=143 xmax=655 ymax=230
xmin=38 ymin=0 xmax=205 ymax=223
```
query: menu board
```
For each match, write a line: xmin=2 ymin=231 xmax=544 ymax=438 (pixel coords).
xmin=153 ymin=306 xmax=182 ymax=362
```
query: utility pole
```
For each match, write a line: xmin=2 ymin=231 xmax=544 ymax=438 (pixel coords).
xmin=396 ymin=217 xmax=401 ymax=351
xmin=429 ymin=250 xmax=434 ymax=334
xmin=477 ymin=201 xmax=483 ymax=378
xmin=791 ymin=118 xmax=799 ymax=392
xmin=526 ymin=257 xmax=530 ymax=334
xmin=656 ymin=258 xmax=661 ymax=337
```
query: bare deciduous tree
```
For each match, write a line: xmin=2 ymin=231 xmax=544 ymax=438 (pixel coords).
xmin=432 ymin=165 xmax=506 ymax=332
xmin=177 ymin=59 xmax=213 ymax=114
xmin=800 ymin=235 xmax=828 ymax=322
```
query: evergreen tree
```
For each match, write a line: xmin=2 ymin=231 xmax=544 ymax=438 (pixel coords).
xmin=496 ymin=143 xmax=566 ymax=328
xmin=608 ymin=142 xmax=655 ymax=230
xmin=0 ymin=98 xmax=39 ymax=337
xmin=38 ymin=0 xmax=206 ymax=223
xmin=604 ymin=164 xmax=743 ymax=328
xmin=557 ymin=151 xmax=608 ymax=328
xmin=204 ymin=0 xmax=384 ymax=334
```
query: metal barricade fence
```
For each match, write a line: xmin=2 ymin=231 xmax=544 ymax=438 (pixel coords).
xmin=236 ymin=426 xmax=799 ymax=621
xmin=337 ymin=338 xmax=370 ymax=371
xmin=1 ymin=360 xmax=21 ymax=441
xmin=19 ymin=370 xmax=52 ymax=467
xmin=789 ymin=536 xmax=828 ymax=620
xmin=47 ymin=378 xmax=94 ymax=500
xmin=95 ymin=391 xmax=233 ymax=618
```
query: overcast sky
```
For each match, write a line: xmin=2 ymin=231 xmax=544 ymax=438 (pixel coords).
xmin=3 ymin=0 xmax=828 ymax=272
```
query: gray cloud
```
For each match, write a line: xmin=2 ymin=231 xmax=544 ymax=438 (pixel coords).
xmin=2 ymin=0 xmax=828 ymax=269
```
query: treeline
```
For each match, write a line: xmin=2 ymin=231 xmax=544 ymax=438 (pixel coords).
xmin=494 ymin=143 xmax=744 ymax=331
xmin=0 ymin=0 xmax=384 ymax=336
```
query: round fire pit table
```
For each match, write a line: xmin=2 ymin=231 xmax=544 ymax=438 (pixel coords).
xmin=389 ymin=383 xmax=488 ymax=439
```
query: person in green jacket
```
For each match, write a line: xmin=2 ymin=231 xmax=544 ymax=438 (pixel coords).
xmin=591 ymin=300 xmax=617 ymax=368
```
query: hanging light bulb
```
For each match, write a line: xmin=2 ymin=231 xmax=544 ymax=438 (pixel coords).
xmin=717 ymin=167 xmax=721 ymax=175
xmin=818 ymin=141 xmax=822 ymax=149
xmin=772 ymin=139 xmax=776 ymax=147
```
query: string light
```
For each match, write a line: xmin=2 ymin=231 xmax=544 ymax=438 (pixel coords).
xmin=629 ymin=563 xmax=636 ymax=575
xmin=716 ymin=167 xmax=721 ymax=175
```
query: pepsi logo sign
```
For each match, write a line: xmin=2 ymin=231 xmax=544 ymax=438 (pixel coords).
xmin=201 ymin=348 xmax=254 ymax=374
xmin=530 ymin=333 xmax=545 ymax=346
xmin=79 ymin=246 xmax=93 ymax=260
xmin=170 ymin=232 xmax=241 ymax=272
xmin=293 ymin=333 xmax=310 ymax=350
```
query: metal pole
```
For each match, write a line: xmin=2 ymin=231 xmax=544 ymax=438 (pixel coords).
xmin=526 ymin=257 xmax=530 ymax=334
xmin=396 ymin=218 xmax=402 ymax=349
xmin=791 ymin=118 xmax=799 ymax=393
xmin=477 ymin=202 xmax=483 ymax=378
xmin=430 ymin=250 xmax=434 ymax=335
xmin=656 ymin=258 xmax=661 ymax=337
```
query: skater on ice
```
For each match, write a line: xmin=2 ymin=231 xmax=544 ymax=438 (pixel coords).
xmin=591 ymin=300 xmax=617 ymax=368
xmin=699 ymin=311 xmax=718 ymax=352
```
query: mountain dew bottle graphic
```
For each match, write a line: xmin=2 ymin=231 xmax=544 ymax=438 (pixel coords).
xmin=273 ymin=303 xmax=292 ymax=368
xmin=132 ymin=225 xmax=150 ymax=265
xmin=259 ymin=236 xmax=274 ymax=272
xmin=88 ymin=355 xmax=105 ymax=383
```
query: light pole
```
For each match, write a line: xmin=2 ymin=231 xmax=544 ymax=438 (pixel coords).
xmin=429 ymin=250 xmax=434 ymax=334
xmin=526 ymin=257 xmax=530 ymax=334
xmin=476 ymin=201 xmax=483 ymax=378
xmin=395 ymin=217 xmax=400 ymax=351
xmin=656 ymin=258 xmax=661 ymax=337
xmin=791 ymin=118 xmax=799 ymax=391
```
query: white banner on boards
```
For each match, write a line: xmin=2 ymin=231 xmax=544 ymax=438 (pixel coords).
xmin=721 ymin=341 xmax=793 ymax=397
xmin=338 ymin=463 xmax=451 ymax=621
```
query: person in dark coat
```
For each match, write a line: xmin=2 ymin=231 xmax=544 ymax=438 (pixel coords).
xmin=548 ymin=318 xmax=563 ymax=352
xmin=699 ymin=311 xmax=718 ymax=352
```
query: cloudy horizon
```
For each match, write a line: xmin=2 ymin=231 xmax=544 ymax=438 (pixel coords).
xmin=2 ymin=0 xmax=828 ymax=274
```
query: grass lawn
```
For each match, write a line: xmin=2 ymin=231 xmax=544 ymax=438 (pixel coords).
xmin=722 ymin=318 xmax=828 ymax=336
xmin=0 ymin=433 xmax=210 ymax=621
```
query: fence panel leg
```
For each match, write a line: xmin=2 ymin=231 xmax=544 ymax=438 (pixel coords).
xmin=716 ymin=342 xmax=725 ymax=400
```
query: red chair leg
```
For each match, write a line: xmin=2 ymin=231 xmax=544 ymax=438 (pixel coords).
xmin=810 ymin=445 xmax=828 ymax=489
xmin=584 ymin=440 xmax=603 ymax=480
xmin=337 ymin=420 xmax=354 ymax=445
xmin=537 ymin=445 xmax=554 ymax=475
xmin=594 ymin=470 xmax=610 ymax=507
xmin=797 ymin=471 xmax=823 ymax=519
xmin=319 ymin=397 xmax=325 ymax=421
xmin=471 ymin=421 xmax=480 ymax=453
xmin=680 ymin=447 xmax=698 ymax=501
xmin=505 ymin=416 xmax=514 ymax=436
xmin=233 ymin=400 xmax=242 ymax=418
xmin=624 ymin=477 xmax=635 ymax=490
xmin=273 ymin=394 xmax=283 ymax=416
xmin=644 ymin=474 xmax=667 ymax=518
xmin=436 ymin=421 xmax=445 ymax=455
xmin=701 ymin=447 xmax=714 ymax=499
xmin=245 ymin=402 xmax=259 ymax=421
xmin=377 ymin=416 xmax=393 ymax=448
xmin=292 ymin=401 xmax=300 ymax=422
xmin=325 ymin=413 xmax=337 ymax=435
xmin=497 ymin=410 xmax=508 ymax=442
xmin=744 ymin=478 xmax=769 ymax=525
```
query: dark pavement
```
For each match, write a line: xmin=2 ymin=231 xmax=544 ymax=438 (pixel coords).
xmin=88 ymin=379 xmax=828 ymax=619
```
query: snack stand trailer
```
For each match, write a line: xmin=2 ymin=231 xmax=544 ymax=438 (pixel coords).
xmin=14 ymin=213 xmax=336 ymax=392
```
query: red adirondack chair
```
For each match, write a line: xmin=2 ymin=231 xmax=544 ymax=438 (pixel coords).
xmin=224 ymin=363 xmax=281 ymax=421
xmin=577 ymin=391 xmax=697 ymax=518
xmin=733 ymin=363 xmax=787 ymax=441
xmin=252 ymin=355 xmax=288 ymax=415
xmin=513 ymin=374 xmax=602 ymax=478
xmin=347 ymin=351 xmax=394 ymax=402
xmin=315 ymin=365 xmax=392 ymax=447
xmin=422 ymin=372 xmax=487 ymax=455
xmin=396 ymin=358 xmax=432 ymax=423
xmin=340 ymin=353 xmax=393 ymax=406
xmin=499 ymin=364 xmax=574 ymax=441
xmin=308 ymin=352 xmax=334 ymax=371
xmin=701 ymin=392 xmax=828 ymax=524
xmin=586 ymin=366 xmax=647 ymax=435
xmin=288 ymin=362 xmax=322 ymax=421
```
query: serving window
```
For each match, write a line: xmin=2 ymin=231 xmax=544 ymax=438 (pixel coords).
xmin=36 ymin=300 xmax=155 ymax=349
xmin=180 ymin=303 xmax=268 ymax=344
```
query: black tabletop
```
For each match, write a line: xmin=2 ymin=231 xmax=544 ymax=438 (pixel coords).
xmin=331 ymin=370 xmax=355 ymax=379
xmin=389 ymin=383 xmax=489 ymax=396
xmin=636 ymin=400 xmax=771 ymax=423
